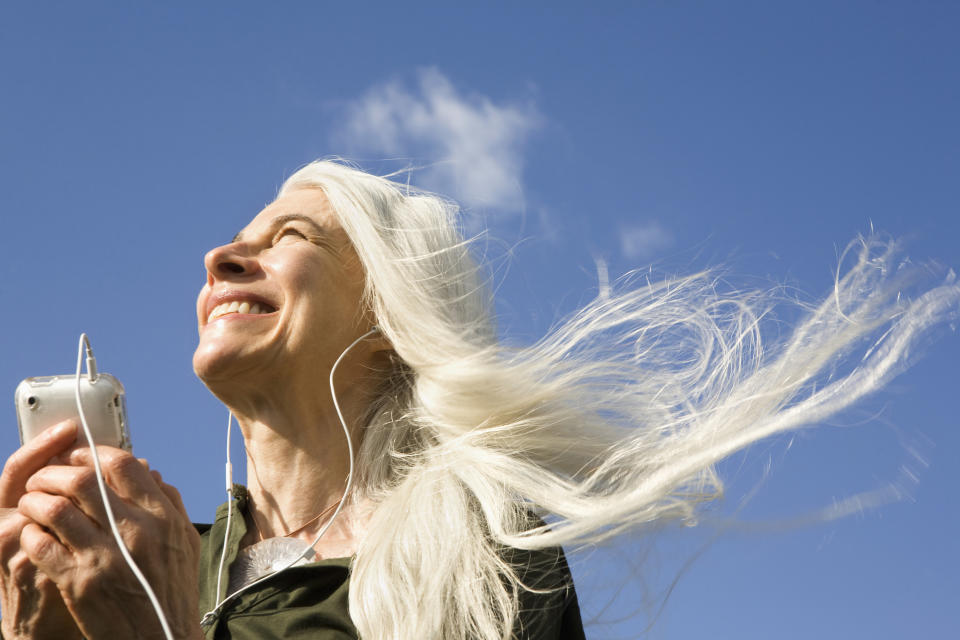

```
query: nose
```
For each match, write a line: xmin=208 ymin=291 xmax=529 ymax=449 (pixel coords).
xmin=204 ymin=242 xmax=260 ymax=283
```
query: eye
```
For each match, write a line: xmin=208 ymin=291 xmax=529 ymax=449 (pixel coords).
xmin=273 ymin=227 xmax=307 ymax=244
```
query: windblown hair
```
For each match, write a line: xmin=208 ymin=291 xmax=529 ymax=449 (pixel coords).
xmin=280 ymin=160 xmax=960 ymax=640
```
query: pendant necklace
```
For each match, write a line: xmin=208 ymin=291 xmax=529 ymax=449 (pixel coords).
xmin=227 ymin=499 xmax=341 ymax=593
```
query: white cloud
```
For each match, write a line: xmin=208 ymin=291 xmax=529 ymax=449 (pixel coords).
xmin=335 ymin=68 xmax=541 ymax=212
xmin=619 ymin=221 xmax=674 ymax=261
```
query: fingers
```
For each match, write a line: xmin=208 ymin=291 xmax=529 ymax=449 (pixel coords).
xmin=144 ymin=468 xmax=189 ymax=520
xmin=63 ymin=445 xmax=165 ymax=510
xmin=18 ymin=490 xmax=100 ymax=551
xmin=20 ymin=444 xmax=191 ymax=550
xmin=35 ymin=448 xmax=189 ymax=533
xmin=0 ymin=535 xmax=82 ymax=640
xmin=0 ymin=421 xmax=78 ymax=507
xmin=23 ymin=465 xmax=112 ymax=529
xmin=0 ymin=508 xmax=32 ymax=558
xmin=155 ymin=479 xmax=191 ymax=521
xmin=3 ymin=544 xmax=47 ymax=626
xmin=19 ymin=521 xmax=75 ymax=584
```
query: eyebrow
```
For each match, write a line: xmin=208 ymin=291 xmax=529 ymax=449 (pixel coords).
xmin=232 ymin=214 xmax=326 ymax=243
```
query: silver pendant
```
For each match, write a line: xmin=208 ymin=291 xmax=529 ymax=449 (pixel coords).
xmin=227 ymin=537 xmax=314 ymax=593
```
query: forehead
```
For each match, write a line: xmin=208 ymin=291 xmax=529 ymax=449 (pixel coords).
xmin=237 ymin=187 xmax=344 ymax=240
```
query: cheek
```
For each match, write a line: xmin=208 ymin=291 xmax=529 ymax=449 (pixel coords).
xmin=265 ymin=248 xmax=316 ymax=282
xmin=293 ymin=271 xmax=366 ymax=336
xmin=273 ymin=252 xmax=343 ymax=299
xmin=268 ymin=250 xmax=367 ymax=328
xmin=290 ymin=265 xmax=321 ymax=289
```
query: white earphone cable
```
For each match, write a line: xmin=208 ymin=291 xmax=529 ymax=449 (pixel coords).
xmin=200 ymin=326 xmax=378 ymax=627
xmin=213 ymin=411 xmax=235 ymax=607
xmin=75 ymin=334 xmax=175 ymax=640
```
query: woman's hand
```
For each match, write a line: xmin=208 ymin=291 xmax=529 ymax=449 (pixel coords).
xmin=16 ymin=441 xmax=203 ymax=640
xmin=0 ymin=420 xmax=84 ymax=640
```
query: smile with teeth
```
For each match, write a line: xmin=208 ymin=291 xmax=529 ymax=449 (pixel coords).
xmin=207 ymin=300 xmax=276 ymax=323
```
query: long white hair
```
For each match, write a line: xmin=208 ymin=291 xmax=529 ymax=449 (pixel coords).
xmin=279 ymin=160 xmax=959 ymax=640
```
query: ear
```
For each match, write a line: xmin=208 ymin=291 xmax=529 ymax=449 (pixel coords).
xmin=366 ymin=324 xmax=395 ymax=354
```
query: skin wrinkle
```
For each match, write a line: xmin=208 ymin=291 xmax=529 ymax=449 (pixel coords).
xmin=232 ymin=213 xmax=331 ymax=245
xmin=194 ymin=187 xmax=392 ymax=559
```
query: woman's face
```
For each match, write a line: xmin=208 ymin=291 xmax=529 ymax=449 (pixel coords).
xmin=193 ymin=187 xmax=371 ymax=385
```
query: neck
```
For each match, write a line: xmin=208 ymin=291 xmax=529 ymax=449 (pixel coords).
xmin=242 ymin=410 xmax=351 ymax=541
xmin=221 ymin=352 xmax=387 ymax=555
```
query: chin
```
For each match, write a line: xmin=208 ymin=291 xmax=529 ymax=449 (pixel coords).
xmin=193 ymin=348 xmax=222 ymax=384
xmin=193 ymin=340 xmax=247 ymax=384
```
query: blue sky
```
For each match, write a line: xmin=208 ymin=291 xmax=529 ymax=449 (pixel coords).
xmin=1 ymin=2 xmax=957 ymax=638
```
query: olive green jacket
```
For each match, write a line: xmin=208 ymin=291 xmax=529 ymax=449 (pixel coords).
xmin=197 ymin=486 xmax=585 ymax=639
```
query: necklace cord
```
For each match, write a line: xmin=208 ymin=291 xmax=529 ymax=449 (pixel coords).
xmin=201 ymin=326 xmax=379 ymax=627
xmin=250 ymin=498 xmax=341 ymax=542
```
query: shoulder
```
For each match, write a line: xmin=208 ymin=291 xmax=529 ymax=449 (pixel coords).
xmin=506 ymin=545 xmax=586 ymax=640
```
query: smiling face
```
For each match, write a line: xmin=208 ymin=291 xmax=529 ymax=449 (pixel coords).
xmin=193 ymin=187 xmax=373 ymax=389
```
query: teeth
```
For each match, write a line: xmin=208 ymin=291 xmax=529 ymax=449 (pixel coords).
xmin=207 ymin=300 xmax=274 ymax=323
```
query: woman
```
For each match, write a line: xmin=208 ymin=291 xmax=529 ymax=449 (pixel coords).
xmin=1 ymin=160 xmax=957 ymax=639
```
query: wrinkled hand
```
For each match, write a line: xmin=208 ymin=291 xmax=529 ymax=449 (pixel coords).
xmin=16 ymin=436 xmax=203 ymax=640
xmin=0 ymin=420 xmax=84 ymax=639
